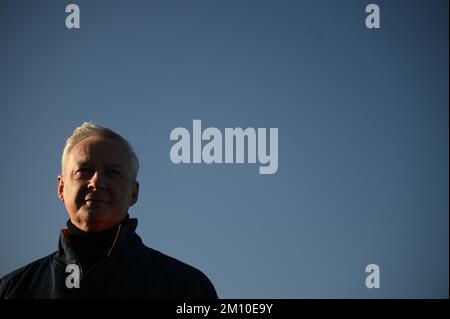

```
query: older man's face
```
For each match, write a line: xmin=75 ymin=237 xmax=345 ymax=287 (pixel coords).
xmin=57 ymin=136 xmax=139 ymax=232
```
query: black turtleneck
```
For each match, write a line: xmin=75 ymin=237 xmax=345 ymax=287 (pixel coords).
xmin=67 ymin=215 xmax=129 ymax=272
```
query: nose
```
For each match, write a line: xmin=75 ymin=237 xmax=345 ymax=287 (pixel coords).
xmin=87 ymin=171 xmax=108 ymax=191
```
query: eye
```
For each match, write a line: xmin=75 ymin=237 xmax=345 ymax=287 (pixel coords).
xmin=75 ymin=167 xmax=93 ymax=178
xmin=106 ymin=169 xmax=122 ymax=177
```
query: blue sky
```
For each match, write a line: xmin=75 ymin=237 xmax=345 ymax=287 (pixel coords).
xmin=0 ymin=0 xmax=448 ymax=297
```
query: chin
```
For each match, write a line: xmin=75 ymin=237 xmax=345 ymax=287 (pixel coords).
xmin=76 ymin=212 xmax=116 ymax=232
xmin=79 ymin=208 xmax=112 ymax=221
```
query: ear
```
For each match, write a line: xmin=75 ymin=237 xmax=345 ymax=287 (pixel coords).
xmin=129 ymin=181 xmax=139 ymax=206
xmin=57 ymin=175 xmax=65 ymax=202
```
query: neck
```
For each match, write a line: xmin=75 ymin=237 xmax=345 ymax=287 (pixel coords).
xmin=69 ymin=216 xmax=129 ymax=232
xmin=66 ymin=215 xmax=129 ymax=271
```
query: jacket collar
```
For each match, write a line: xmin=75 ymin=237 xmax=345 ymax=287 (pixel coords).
xmin=55 ymin=218 xmax=139 ymax=265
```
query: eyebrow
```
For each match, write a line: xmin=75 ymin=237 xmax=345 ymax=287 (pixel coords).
xmin=104 ymin=164 xmax=125 ymax=169
xmin=76 ymin=163 xmax=125 ymax=170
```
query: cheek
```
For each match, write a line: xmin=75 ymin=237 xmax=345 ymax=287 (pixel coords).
xmin=65 ymin=183 xmax=85 ymax=203
xmin=112 ymin=185 xmax=132 ymax=205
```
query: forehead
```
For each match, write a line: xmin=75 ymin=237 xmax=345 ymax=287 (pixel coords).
xmin=67 ymin=136 xmax=130 ymax=167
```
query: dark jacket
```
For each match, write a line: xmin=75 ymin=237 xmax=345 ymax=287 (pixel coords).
xmin=0 ymin=218 xmax=218 ymax=298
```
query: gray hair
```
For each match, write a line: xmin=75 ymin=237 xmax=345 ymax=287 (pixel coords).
xmin=61 ymin=122 xmax=139 ymax=180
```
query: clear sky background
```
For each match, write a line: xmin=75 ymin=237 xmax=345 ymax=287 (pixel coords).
xmin=0 ymin=0 xmax=448 ymax=298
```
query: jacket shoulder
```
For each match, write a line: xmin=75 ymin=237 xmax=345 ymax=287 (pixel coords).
xmin=0 ymin=252 xmax=57 ymax=298
xmin=134 ymin=243 xmax=218 ymax=298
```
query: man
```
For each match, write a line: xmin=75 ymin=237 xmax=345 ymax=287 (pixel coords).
xmin=0 ymin=122 xmax=218 ymax=298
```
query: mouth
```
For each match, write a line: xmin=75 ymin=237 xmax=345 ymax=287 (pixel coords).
xmin=84 ymin=198 xmax=109 ymax=204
